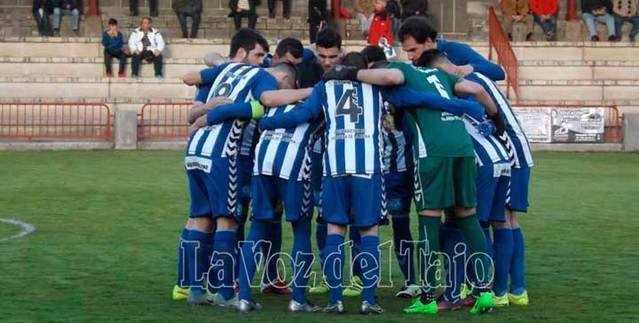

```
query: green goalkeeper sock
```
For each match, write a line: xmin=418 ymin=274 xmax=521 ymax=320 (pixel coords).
xmin=418 ymin=215 xmax=442 ymax=295
xmin=456 ymin=215 xmax=493 ymax=289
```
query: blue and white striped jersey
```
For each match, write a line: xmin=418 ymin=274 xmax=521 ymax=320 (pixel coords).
xmin=383 ymin=127 xmax=412 ymax=174
xmin=239 ymin=120 xmax=259 ymax=158
xmin=253 ymin=105 xmax=324 ymax=180
xmin=186 ymin=62 xmax=277 ymax=159
xmin=462 ymin=115 xmax=510 ymax=167
xmin=466 ymin=73 xmax=534 ymax=168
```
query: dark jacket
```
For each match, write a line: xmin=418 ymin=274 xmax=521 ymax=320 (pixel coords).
xmin=581 ymin=0 xmax=613 ymax=14
xmin=102 ymin=31 xmax=124 ymax=51
xmin=33 ymin=0 xmax=54 ymax=14
xmin=401 ymin=0 xmax=428 ymax=18
xmin=308 ymin=0 xmax=328 ymax=22
xmin=229 ymin=0 xmax=258 ymax=13
xmin=173 ymin=0 xmax=203 ymax=14
xmin=47 ymin=0 xmax=81 ymax=10
xmin=386 ymin=0 xmax=402 ymax=18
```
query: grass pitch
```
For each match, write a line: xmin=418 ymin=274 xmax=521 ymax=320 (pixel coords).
xmin=1 ymin=151 xmax=638 ymax=322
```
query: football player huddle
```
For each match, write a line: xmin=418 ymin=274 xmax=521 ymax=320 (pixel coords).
xmin=171 ymin=16 xmax=533 ymax=316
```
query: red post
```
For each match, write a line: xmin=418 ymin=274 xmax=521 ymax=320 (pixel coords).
xmin=566 ymin=0 xmax=578 ymax=21
xmin=87 ymin=0 xmax=98 ymax=16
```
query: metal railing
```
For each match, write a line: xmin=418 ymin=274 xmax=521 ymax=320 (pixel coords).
xmin=138 ymin=102 xmax=192 ymax=140
xmin=0 ymin=103 xmax=112 ymax=141
xmin=488 ymin=6 xmax=520 ymax=101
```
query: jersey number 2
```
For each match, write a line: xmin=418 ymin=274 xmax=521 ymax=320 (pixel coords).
xmin=335 ymin=89 xmax=361 ymax=123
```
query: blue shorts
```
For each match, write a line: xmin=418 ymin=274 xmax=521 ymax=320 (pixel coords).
xmin=185 ymin=156 xmax=245 ymax=221
xmin=507 ymin=167 xmax=531 ymax=212
xmin=476 ymin=163 xmax=510 ymax=223
xmin=384 ymin=171 xmax=413 ymax=216
xmin=251 ymin=175 xmax=313 ymax=222
xmin=320 ymin=174 xmax=386 ymax=228
xmin=238 ymin=157 xmax=253 ymax=205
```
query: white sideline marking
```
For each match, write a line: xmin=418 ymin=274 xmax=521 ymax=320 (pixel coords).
xmin=0 ymin=218 xmax=36 ymax=242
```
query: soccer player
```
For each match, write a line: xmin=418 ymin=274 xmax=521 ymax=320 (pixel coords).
xmin=418 ymin=49 xmax=512 ymax=310
xmin=260 ymin=52 xmax=491 ymax=314
xmin=180 ymin=28 xmax=298 ymax=306
xmin=323 ymin=54 xmax=503 ymax=315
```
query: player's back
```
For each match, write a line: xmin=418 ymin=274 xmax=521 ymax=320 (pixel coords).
xmin=466 ymin=72 xmax=534 ymax=168
xmin=320 ymin=80 xmax=385 ymax=176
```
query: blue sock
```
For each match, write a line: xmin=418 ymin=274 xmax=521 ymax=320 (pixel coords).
xmin=186 ymin=229 xmax=211 ymax=295
xmin=510 ymin=228 xmax=526 ymax=295
xmin=176 ymin=228 xmax=191 ymax=288
xmin=315 ymin=222 xmax=327 ymax=266
xmin=291 ymin=218 xmax=313 ymax=304
xmin=324 ymin=233 xmax=345 ymax=304
xmin=211 ymin=230 xmax=237 ymax=300
xmin=349 ymin=228 xmax=362 ymax=278
xmin=493 ymin=228 xmax=514 ymax=297
xmin=207 ymin=232 xmax=216 ymax=294
xmin=263 ymin=219 xmax=282 ymax=285
xmin=238 ymin=221 xmax=269 ymax=301
xmin=359 ymin=235 xmax=380 ymax=304
xmin=441 ymin=223 xmax=465 ymax=303
xmin=234 ymin=220 xmax=246 ymax=282
xmin=391 ymin=215 xmax=415 ymax=285
xmin=482 ymin=223 xmax=494 ymax=258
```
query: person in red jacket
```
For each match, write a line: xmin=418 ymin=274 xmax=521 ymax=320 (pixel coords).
xmin=367 ymin=0 xmax=395 ymax=45
xmin=530 ymin=0 xmax=559 ymax=40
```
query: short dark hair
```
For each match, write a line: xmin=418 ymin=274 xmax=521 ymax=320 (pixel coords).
xmin=416 ymin=49 xmax=447 ymax=68
xmin=315 ymin=28 xmax=342 ymax=50
xmin=229 ymin=28 xmax=270 ymax=58
xmin=108 ymin=18 xmax=118 ymax=26
xmin=360 ymin=46 xmax=387 ymax=65
xmin=340 ymin=52 xmax=367 ymax=70
xmin=296 ymin=62 xmax=323 ymax=88
xmin=398 ymin=16 xmax=438 ymax=43
xmin=272 ymin=63 xmax=298 ymax=87
xmin=275 ymin=38 xmax=304 ymax=59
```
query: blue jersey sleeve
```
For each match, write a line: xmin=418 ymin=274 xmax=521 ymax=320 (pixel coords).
xmin=259 ymin=83 xmax=324 ymax=130
xmin=253 ymin=71 xmax=279 ymax=101
xmin=438 ymin=40 xmax=505 ymax=81
xmin=381 ymin=86 xmax=486 ymax=120
xmin=302 ymin=48 xmax=316 ymax=64
xmin=195 ymin=84 xmax=212 ymax=103
xmin=206 ymin=102 xmax=253 ymax=125
xmin=199 ymin=63 xmax=227 ymax=85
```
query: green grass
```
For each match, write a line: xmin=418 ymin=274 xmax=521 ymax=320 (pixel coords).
xmin=1 ymin=151 xmax=638 ymax=322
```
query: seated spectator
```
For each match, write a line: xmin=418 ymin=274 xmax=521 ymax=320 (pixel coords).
xmin=229 ymin=0 xmax=258 ymax=31
xmin=173 ymin=0 xmax=203 ymax=39
xmin=613 ymin=0 xmax=639 ymax=42
xmin=128 ymin=17 xmax=165 ymax=78
xmin=32 ymin=0 xmax=53 ymax=36
xmin=530 ymin=0 xmax=559 ymax=41
xmin=367 ymin=0 xmax=395 ymax=46
xmin=308 ymin=0 xmax=328 ymax=42
xmin=501 ymin=0 xmax=533 ymax=41
xmin=582 ymin=0 xmax=617 ymax=41
xmin=401 ymin=0 xmax=428 ymax=20
xmin=102 ymin=18 xmax=127 ymax=78
xmin=268 ymin=0 xmax=291 ymax=19
xmin=129 ymin=0 xmax=158 ymax=17
xmin=51 ymin=0 xmax=80 ymax=36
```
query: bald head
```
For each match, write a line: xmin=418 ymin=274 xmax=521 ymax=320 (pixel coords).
xmin=266 ymin=63 xmax=298 ymax=89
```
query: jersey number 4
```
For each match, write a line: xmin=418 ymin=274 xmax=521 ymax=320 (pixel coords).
xmin=335 ymin=88 xmax=362 ymax=123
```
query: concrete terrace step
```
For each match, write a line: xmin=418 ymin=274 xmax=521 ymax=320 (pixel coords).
xmin=518 ymin=60 xmax=639 ymax=81
xmin=510 ymin=79 xmax=639 ymax=102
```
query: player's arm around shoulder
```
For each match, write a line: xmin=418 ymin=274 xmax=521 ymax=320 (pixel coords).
xmin=259 ymin=84 xmax=324 ymax=130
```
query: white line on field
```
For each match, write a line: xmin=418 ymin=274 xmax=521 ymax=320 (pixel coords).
xmin=0 ymin=218 xmax=36 ymax=242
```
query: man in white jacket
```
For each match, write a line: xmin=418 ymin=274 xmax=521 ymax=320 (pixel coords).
xmin=128 ymin=17 xmax=165 ymax=78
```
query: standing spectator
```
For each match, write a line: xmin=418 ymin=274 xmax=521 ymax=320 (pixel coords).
xmin=268 ymin=0 xmax=291 ymax=19
xmin=386 ymin=0 xmax=401 ymax=38
xmin=129 ymin=0 xmax=158 ymax=17
xmin=613 ymin=0 xmax=639 ymax=41
xmin=308 ymin=0 xmax=328 ymax=42
xmin=229 ymin=0 xmax=258 ymax=30
xmin=530 ymin=0 xmax=559 ymax=41
xmin=367 ymin=0 xmax=395 ymax=46
xmin=173 ymin=0 xmax=203 ymax=38
xmin=32 ymin=0 xmax=53 ymax=36
xmin=51 ymin=0 xmax=80 ymax=36
xmin=401 ymin=0 xmax=428 ymax=20
xmin=128 ymin=17 xmax=165 ymax=78
xmin=102 ymin=18 xmax=127 ymax=78
xmin=582 ymin=0 xmax=617 ymax=41
xmin=501 ymin=0 xmax=533 ymax=41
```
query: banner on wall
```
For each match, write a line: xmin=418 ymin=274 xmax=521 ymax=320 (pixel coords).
xmin=513 ymin=106 xmax=606 ymax=143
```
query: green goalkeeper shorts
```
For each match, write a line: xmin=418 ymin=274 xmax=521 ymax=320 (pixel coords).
xmin=413 ymin=156 xmax=477 ymax=211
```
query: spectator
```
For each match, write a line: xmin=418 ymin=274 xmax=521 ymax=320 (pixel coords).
xmin=613 ymin=0 xmax=639 ymax=42
xmin=582 ymin=0 xmax=616 ymax=41
xmin=129 ymin=0 xmax=158 ymax=17
xmin=386 ymin=0 xmax=402 ymax=38
xmin=268 ymin=0 xmax=291 ymax=19
xmin=229 ymin=0 xmax=258 ymax=30
xmin=32 ymin=0 xmax=53 ymax=36
xmin=51 ymin=0 xmax=80 ymax=36
xmin=530 ymin=0 xmax=559 ymax=41
xmin=128 ymin=17 xmax=165 ymax=78
xmin=401 ymin=0 xmax=428 ymax=20
xmin=173 ymin=0 xmax=203 ymax=39
xmin=308 ymin=0 xmax=328 ymax=42
xmin=367 ymin=0 xmax=395 ymax=46
xmin=501 ymin=0 xmax=533 ymax=41
xmin=102 ymin=18 xmax=127 ymax=78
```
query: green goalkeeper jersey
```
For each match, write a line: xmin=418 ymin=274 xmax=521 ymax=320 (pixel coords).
xmin=387 ymin=62 xmax=474 ymax=158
